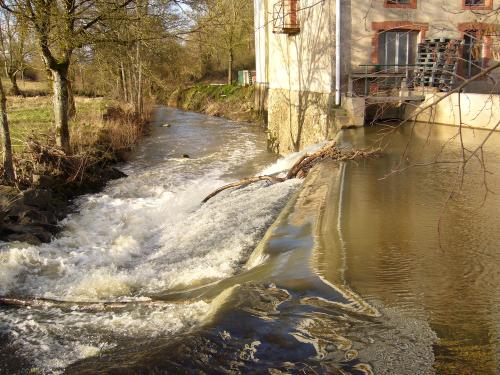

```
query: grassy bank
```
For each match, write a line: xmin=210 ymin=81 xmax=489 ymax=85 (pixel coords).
xmin=1 ymin=93 xmax=152 ymax=244
xmin=3 ymin=80 xmax=50 ymax=97
xmin=8 ymin=96 xmax=105 ymax=151
xmin=7 ymin=96 xmax=148 ymax=156
xmin=168 ymin=84 xmax=264 ymax=125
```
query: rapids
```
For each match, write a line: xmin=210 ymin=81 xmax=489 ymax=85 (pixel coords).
xmin=0 ymin=108 xmax=303 ymax=374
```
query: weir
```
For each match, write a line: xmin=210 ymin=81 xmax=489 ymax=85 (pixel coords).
xmin=1 ymin=108 xmax=499 ymax=374
xmin=0 ymin=107 xmax=300 ymax=373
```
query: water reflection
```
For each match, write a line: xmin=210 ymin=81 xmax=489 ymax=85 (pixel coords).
xmin=329 ymin=124 xmax=500 ymax=374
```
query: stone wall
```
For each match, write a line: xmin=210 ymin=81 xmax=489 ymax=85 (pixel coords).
xmin=267 ymin=88 xmax=337 ymax=154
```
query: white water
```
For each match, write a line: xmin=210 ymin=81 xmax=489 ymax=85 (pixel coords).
xmin=0 ymin=108 xmax=304 ymax=373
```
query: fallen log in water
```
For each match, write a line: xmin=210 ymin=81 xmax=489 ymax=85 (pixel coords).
xmin=0 ymin=295 xmax=196 ymax=311
xmin=0 ymin=296 xmax=142 ymax=311
xmin=202 ymin=141 xmax=380 ymax=204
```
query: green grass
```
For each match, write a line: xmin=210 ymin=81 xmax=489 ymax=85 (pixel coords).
xmin=3 ymin=79 xmax=51 ymax=97
xmin=179 ymin=84 xmax=254 ymax=110
xmin=170 ymin=84 xmax=261 ymax=124
xmin=6 ymin=95 xmax=108 ymax=152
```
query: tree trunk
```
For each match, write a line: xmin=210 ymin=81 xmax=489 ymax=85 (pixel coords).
xmin=129 ymin=66 xmax=134 ymax=106
xmin=120 ymin=62 xmax=128 ymax=102
xmin=8 ymin=71 xmax=22 ymax=96
xmin=228 ymin=49 xmax=234 ymax=85
xmin=136 ymin=42 xmax=143 ymax=116
xmin=51 ymin=68 xmax=71 ymax=154
xmin=67 ymin=79 xmax=76 ymax=119
xmin=0 ymin=78 xmax=16 ymax=183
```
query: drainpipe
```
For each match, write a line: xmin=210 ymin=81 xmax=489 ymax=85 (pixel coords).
xmin=335 ymin=0 xmax=341 ymax=106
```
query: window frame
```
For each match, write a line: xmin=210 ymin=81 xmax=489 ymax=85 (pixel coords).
xmin=371 ymin=21 xmax=429 ymax=64
xmin=461 ymin=0 xmax=493 ymax=10
xmin=384 ymin=0 xmax=417 ymax=9
xmin=458 ymin=22 xmax=494 ymax=76
xmin=377 ymin=29 xmax=420 ymax=70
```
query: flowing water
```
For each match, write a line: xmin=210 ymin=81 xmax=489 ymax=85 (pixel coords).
xmin=0 ymin=107 xmax=302 ymax=374
xmin=1 ymin=109 xmax=499 ymax=375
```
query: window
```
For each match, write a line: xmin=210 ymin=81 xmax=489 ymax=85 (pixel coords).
xmin=462 ymin=0 xmax=492 ymax=9
xmin=463 ymin=30 xmax=485 ymax=78
xmin=458 ymin=23 xmax=494 ymax=77
xmin=384 ymin=0 xmax=417 ymax=9
xmin=273 ymin=0 xmax=300 ymax=34
xmin=378 ymin=30 xmax=419 ymax=70
xmin=465 ymin=0 xmax=485 ymax=5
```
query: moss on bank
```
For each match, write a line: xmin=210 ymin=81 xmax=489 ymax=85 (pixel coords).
xmin=168 ymin=84 xmax=265 ymax=125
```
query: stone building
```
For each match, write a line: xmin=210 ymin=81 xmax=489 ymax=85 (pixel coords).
xmin=254 ymin=0 xmax=500 ymax=154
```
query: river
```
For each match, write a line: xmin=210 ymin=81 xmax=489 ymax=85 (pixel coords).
xmin=0 ymin=107 xmax=302 ymax=374
xmin=1 ymin=108 xmax=499 ymax=374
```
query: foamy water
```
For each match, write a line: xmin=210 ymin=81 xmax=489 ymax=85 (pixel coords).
xmin=0 ymin=108 xmax=304 ymax=373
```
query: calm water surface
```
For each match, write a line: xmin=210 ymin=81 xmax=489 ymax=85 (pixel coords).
xmin=330 ymin=124 xmax=500 ymax=374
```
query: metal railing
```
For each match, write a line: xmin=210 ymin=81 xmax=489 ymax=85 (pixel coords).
xmin=349 ymin=63 xmax=462 ymax=98
xmin=349 ymin=65 xmax=418 ymax=98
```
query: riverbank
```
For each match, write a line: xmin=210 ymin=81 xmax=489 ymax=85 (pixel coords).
xmin=167 ymin=84 xmax=265 ymax=125
xmin=0 ymin=96 xmax=152 ymax=245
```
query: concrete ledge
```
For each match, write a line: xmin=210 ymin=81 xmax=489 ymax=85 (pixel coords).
xmin=405 ymin=92 xmax=500 ymax=130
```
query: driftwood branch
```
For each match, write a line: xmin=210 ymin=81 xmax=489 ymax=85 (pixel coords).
xmin=202 ymin=142 xmax=380 ymax=203
xmin=202 ymin=175 xmax=285 ymax=203
xmin=0 ymin=296 xmax=151 ymax=311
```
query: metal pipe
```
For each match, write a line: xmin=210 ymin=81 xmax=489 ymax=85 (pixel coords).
xmin=335 ymin=0 xmax=341 ymax=106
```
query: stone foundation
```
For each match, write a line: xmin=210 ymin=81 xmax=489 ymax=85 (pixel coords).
xmin=267 ymin=88 xmax=337 ymax=154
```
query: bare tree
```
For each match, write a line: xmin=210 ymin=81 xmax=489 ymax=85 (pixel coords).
xmin=0 ymin=9 xmax=29 ymax=96
xmin=85 ymin=0 xmax=202 ymax=113
xmin=0 ymin=76 xmax=15 ymax=182
xmin=198 ymin=0 xmax=254 ymax=84
xmin=0 ymin=0 xmax=135 ymax=154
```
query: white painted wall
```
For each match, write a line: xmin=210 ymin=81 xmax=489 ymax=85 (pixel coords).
xmin=406 ymin=92 xmax=500 ymax=130
xmin=254 ymin=0 xmax=269 ymax=85
xmin=350 ymin=0 xmax=500 ymax=70
xmin=267 ymin=0 xmax=335 ymax=94
xmin=258 ymin=0 xmax=499 ymax=91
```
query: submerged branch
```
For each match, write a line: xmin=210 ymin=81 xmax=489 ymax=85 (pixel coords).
xmin=0 ymin=296 xmax=152 ymax=311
